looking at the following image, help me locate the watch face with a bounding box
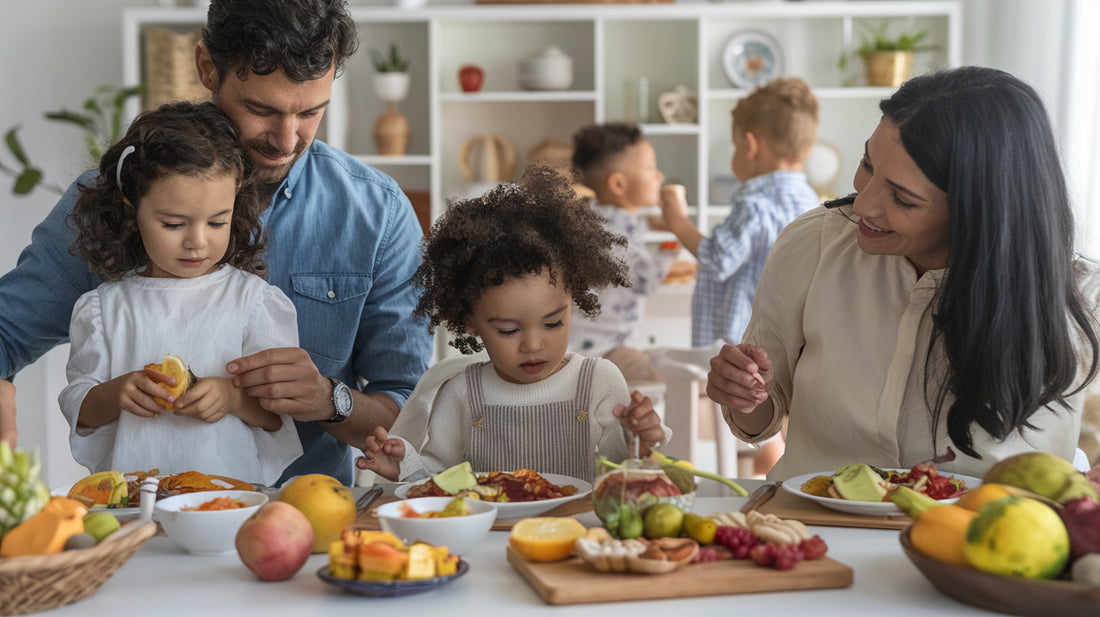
[334,384,353,415]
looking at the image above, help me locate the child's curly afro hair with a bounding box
[414,165,631,354]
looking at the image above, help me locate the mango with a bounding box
[892,486,974,567]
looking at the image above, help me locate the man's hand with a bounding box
[226,348,329,422]
[0,379,16,447]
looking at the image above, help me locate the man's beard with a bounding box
[245,137,306,189]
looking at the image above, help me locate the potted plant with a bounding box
[839,20,937,87]
[371,44,410,102]
[1,84,144,196]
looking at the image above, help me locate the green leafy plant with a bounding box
[370,44,409,73]
[838,20,936,72]
[1,84,144,196]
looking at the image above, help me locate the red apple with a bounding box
[235,501,314,582]
[459,64,483,92]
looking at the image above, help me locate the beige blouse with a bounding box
[724,207,1089,481]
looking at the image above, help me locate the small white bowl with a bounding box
[375,497,496,556]
[154,490,268,555]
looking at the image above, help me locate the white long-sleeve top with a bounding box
[725,207,1091,481]
[59,266,303,485]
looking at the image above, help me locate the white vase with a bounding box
[374,73,410,103]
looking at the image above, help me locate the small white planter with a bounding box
[374,72,410,103]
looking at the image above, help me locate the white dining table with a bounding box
[39,479,999,616]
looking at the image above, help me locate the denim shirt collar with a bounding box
[272,140,317,203]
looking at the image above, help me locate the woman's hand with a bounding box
[613,390,665,456]
[356,426,405,481]
[706,343,772,414]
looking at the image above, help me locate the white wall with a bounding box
[0,0,1084,487]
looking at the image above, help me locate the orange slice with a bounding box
[509,517,587,562]
[143,354,193,411]
[67,471,128,508]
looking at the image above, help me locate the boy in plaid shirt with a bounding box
[661,77,819,348]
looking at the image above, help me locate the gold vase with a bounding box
[373,101,410,156]
[862,51,914,87]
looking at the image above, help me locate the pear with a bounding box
[983,452,1098,503]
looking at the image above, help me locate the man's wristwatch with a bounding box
[324,377,353,424]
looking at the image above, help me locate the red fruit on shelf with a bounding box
[459,64,483,92]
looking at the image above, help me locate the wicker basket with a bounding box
[0,521,156,616]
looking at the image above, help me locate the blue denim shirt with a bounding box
[0,140,433,485]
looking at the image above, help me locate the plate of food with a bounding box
[53,470,258,520]
[317,560,470,598]
[722,29,784,88]
[394,467,592,520]
[781,464,979,516]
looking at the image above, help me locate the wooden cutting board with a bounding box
[755,489,911,530]
[508,547,852,604]
[354,496,594,531]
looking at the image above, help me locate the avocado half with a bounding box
[832,463,888,502]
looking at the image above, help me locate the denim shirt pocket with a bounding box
[290,273,372,369]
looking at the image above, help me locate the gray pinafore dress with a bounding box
[464,358,597,482]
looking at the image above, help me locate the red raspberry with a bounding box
[750,543,804,570]
[692,546,719,563]
[798,535,828,560]
[714,526,760,559]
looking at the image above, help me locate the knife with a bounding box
[354,484,384,515]
[740,482,778,514]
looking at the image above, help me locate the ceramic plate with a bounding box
[394,472,592,519]
[899,528,1100,616]
[722,29,784,88]
[51,483,142,521]
[780,469,981,516]
[317,560,469,598]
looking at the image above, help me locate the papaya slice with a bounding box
[143,354,194,411]
[0,497,88,557]
[67,470,128,508]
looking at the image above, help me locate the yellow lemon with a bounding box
[509,517,587,562]
[279,474,357,553]
[964,496,1069,579]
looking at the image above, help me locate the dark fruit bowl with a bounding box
[899,527,1100,617]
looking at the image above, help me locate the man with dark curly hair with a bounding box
[356,168,671,483]
[0,0,431,486]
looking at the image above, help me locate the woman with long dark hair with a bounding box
[706,66,1100,479]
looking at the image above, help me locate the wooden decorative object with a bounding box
[373,102,410,156]
[142,28,210,111]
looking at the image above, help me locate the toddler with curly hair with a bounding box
[356,167,672,482]
[59,101,302,484]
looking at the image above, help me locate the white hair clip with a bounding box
[116,145,136,192]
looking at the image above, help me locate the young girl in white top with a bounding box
[59,101,302,485]
[356,167,672,483]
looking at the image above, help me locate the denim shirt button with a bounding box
[327,290,336,299]
[283,188,292,199]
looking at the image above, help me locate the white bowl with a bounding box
[154,490,268,555]
[375,497,496,556]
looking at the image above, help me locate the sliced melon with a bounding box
[67,471,128,508]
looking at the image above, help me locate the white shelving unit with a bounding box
[122,1,961,237]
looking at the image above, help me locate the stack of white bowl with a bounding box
[518,46,574,91]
